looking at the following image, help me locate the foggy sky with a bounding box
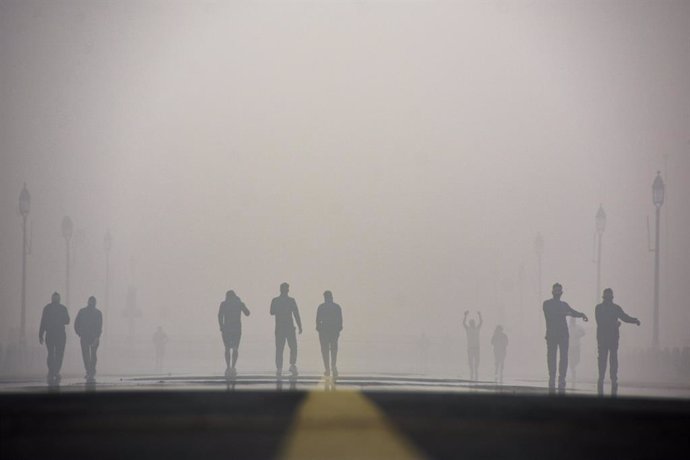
[1,0,689,375]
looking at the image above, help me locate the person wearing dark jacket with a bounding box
[316,291,343,378]
[39,292,70,385]
[74,296,103,383]
[218,290,250,378]
[491,325,508,383]
[271,282,302,377]
[595,288,640,396]
[543,283,588,393]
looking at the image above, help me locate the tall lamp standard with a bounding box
[61,216,73,307]
[595,205,607,302]
[652,171,665,348]
[535,233,544,301]
[103,231,112,341]
[18,184,31,345]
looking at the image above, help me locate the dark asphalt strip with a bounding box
[0,391,307,460]
[367,392,690,460]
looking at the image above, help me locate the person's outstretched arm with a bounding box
[96,310,103,338]
[617,306,641,326]
[39,307,47,344]
[218,304,224,331]
[63,306,70,325]
[74,310,82,337]
[595,304,603,326]
[293,299,303,334]
[463,311,469,329]
[337,306,343,332]
[477,311,483,328]
[565,303,588,322]
[242,302,250,317]
[315,305,322,331]
[270,298,276,316]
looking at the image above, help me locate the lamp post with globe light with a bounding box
[62,216,73,307]
[595,205,607,302]
[18,184,30,345]
[104,231,112,341]
[651,172,665,348]
[535,233,544,301]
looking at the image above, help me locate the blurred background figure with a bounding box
[153,326,168,372]
[568,317,586,389]
[491,325,508,383]
[123,286,142,339]
[463,311,482,381]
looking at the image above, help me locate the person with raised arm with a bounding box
[595,288,640,396]
[543,283,588,394]
[463,311,483,381]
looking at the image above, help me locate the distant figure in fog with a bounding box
[595,288,640,396]
[153,326,168,370]
[74,296,102,383]
[543,283,588,394]
[463,311,482,381]
[491,325,508,383]
[218,290,250,378]
[316,290,343,378]
[271,282,302,377]
[568,317,586,388]
[39,292,70,385]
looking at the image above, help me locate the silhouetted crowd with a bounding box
[2,280,688,396]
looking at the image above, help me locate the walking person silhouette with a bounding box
[595,288,640,396]
[491,325,508,383]
[463,311,482,381]
[270,282,302,377]
[316,290,343,379]
[74,296,102,383]
[39,292,70,385]
[543,283,588,394]
[153,326,168,371]
[568,317,586,388]
[218,290,250,378]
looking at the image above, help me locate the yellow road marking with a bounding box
[280,388,426,460]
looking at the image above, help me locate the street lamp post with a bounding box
[652,172,665,348]
[103,231,112,341]
[61,216,73,307]
[18,184,30,345]
[535,233,544,301]
[595,205,607,302]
